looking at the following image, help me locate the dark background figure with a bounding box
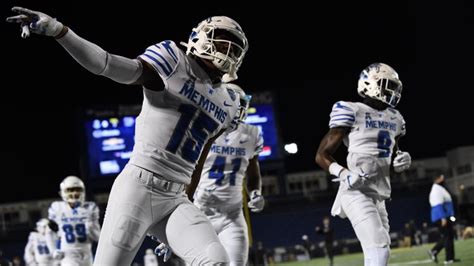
[401,221,416,247]
[249,241,267,266]
[11,256,21,266]
[0,250,11,266]
[402,222,413,247]
[315,216,334,266]
[301,234,313,259]
[408,220,417,246]
[420,222,430,244]
[428,175,459,264]
[457,184,472,224]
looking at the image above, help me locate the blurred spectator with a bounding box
[250,241,268,266]
[315,216,334,266]
[458,184,470,223]
[143,248,158,266]
[0,250,11,266]
[402,223,413,247]
[409,220,417,246]
[420,222,430,244]
[12,256,21,266]
[301,235,313,259]
[462,226,473,239]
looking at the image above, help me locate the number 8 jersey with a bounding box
[131,40,241,184]
[329,101,406,199]
[48,201,100,252]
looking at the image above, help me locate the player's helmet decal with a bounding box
[357,63,402,107]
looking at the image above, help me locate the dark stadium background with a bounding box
[1,0,472,204]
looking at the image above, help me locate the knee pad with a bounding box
[364,246,390,266]
[194,241,229,265]
[111,215,146,251]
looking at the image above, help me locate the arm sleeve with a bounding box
[443,201,454,217]
[57,29,142,84]
[253,127,264,157]
[398,112,406,137]
[47,203,57,222]
[329,101,356,128]
[431,204,448,222]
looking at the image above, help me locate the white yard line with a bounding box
[389,259,433,265]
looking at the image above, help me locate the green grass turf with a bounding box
[277,238,474,266]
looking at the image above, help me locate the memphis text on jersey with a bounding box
[179,78,228,123]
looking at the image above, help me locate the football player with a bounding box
[153,85,264,266]
[47,176,101,266]
[7,7,248,265]
[24,218,57,266]
[315,63,412,266]
[192,84,264,266]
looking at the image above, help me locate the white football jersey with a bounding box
[24,231,54,265]
[329,101,406,199]
[195,123,263,211]
[48,201,99,253]
[131,40,241,184]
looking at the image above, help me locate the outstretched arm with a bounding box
[56,29,144,84]
[6,6,160,87]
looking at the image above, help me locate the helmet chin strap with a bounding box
[219,63,237,82]
[222,72,237,83]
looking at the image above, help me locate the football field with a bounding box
[277,238,474,266]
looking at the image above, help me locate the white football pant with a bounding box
[340,189,390,266]
[94,164,229,266]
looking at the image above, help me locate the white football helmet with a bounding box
[59,175,85,206]
[184,16,248,82]
[227,83,251,122]
[36,218,49,235]
[357,63,403,107]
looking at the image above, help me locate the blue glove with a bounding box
[154,243,172,262]
[148,234,172,262]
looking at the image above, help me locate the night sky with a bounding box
[1,1,473,202]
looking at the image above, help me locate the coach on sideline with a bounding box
[427,174,459,264]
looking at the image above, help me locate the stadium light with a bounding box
[284,143,298,154]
